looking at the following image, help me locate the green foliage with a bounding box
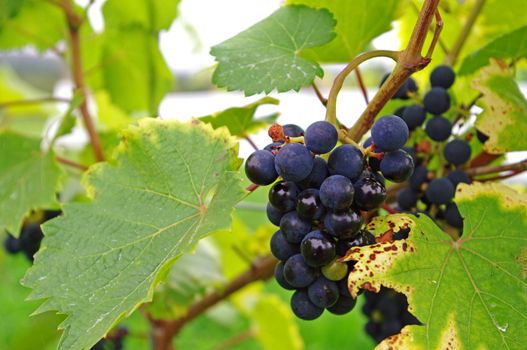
[286,0,401,62]
[344,183,527,350]
[199,97,279,137]
[211,5,336,96]
[22,120,246,350]
[0,132,63,237]
[472,60,527,154]
[460,25,527,75]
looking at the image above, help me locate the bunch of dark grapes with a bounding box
[380,65,479,232]
[245,118,414,320]
[90,327,128,350]
[362,287,420,343]
[3,210,61,261]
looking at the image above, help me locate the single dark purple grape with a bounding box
[296,189,325,221]
[430,65,456,89]
[324,209,363,239]
[283,254,318,288]
[274,143,314,182]
[423,87,451,115]
[19,223,43,260]
[263,141,284,154]
[380,150,414,183]
[245,150,278,185]
[409,166,429,191]
[327,295,356,315]
[300,231,336,267]
[337,278,352,298]
[283,124,304,137]
[291,289,324,320]
[447,170,471,189]
[296,156,329,189]
[275,261,295,290]
[425,178,455,205]
[401,105,426,130]
[335,230,376,256]
[304,121,338,154]
[425,115,452,142]
[445,202,463,228]
[308,276,340,308]
[270,230,300,261]
[280,211,311,244]
[268,181,299,212]
[319,175,354,210]
[266,203,285,226]
[396,188,419,211]
[371,115,409,152]
[393,106,406,117]
[328,145,364,181]
[443,139,471,165]
[4,234,21,254]
[353,174,386,211]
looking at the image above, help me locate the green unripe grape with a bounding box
[321,258,348,281]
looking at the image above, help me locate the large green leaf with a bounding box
[286,0,401,62]
[103,0,180,31]
[22,120,246,350]
[0,0,64,51]
[459,25,527,75]
[199,97,279,138]
[211,5,336,96]
[343,183,527,350]
[471,60,527,154]
[0,132,63,237]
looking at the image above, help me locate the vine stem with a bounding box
[446,0,486,66]
[311,82,327,106]
[56,0,105,162]
[354,67,369,104]
[55,156,88,171]
[467,158,527,177]
[149,255,277,350]
[325,50,400,127]
[347,0,441,142]
[0,97,71,108]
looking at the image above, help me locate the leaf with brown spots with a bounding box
[344,183,527,350]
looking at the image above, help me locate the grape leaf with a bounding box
[102,0,180,31]
[342,183,527,350]
[199,97,279,137]
[22,120,246,350]
[0,132,63,237]
[251,295,303,350]
[211,5,336,96]
[471,60,527,154]
[459,25,527,75]
[286,0,401,62]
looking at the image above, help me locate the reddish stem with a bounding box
[354,67,369,104]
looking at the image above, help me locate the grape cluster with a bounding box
[382,65,476,232]
[362,287,420,343]
[245,119,415,320]
[3,210,61,261]
[90,327,128,350]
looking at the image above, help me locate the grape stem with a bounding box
[467,158,527,177]
[354,67,369,104]
[148,255,277,350]
[311,82,328,106]
[55,156,89,171]
[346,0,442,142]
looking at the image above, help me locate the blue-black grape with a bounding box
[291,289,324,320]
[353,174,386,211]
[396,188,419,211]
[4,234,21,254]
[447,170,471,189]
[394,106,406,117]
[445,202,463,228]
[275,261,295,290]
[283,124,304,137]
[245,150,278,185]
[283,254,319,288]
[364,137,381,171]
[296,156,329,190]
[371,115,409,152]
[401,105,426,130]
[319,175,354,210]
[19,223,43,260]
[280,211,312,244]
[425,178,455,205]
[266,203,285,226]
[327,295,357,315]
[335,229,376,256]
[380,150,414,183]
[263,141,283,154]
[423,87,451,115]
[301,231,336,267]
[324,209,363,240]
[304,121,338,154]
[443,139,471,165]
[308,276,340,308]
[268,181,299,212]
[409,166,429,191]
[424,115,452,142]
[380,74,418,100]
[274,143,314,182]
[430,65,455,89]
[270,230,300,261]
[328,145,364,181]
[337,278,352,298]
[296,189,325,221]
